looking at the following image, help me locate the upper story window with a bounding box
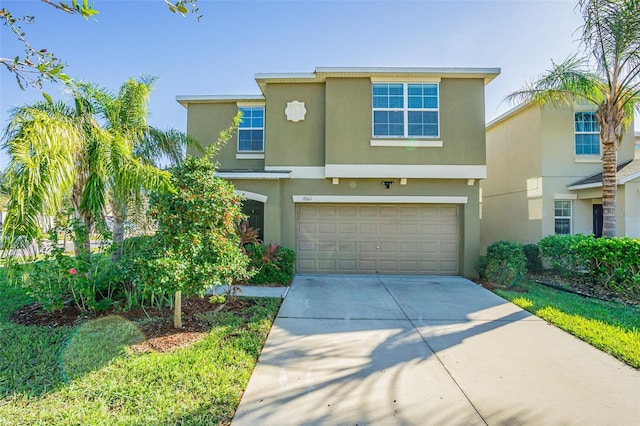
[372,83,439,138]
[575,111,600,155]
[238,107,264,152]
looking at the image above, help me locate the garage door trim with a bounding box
[292,195,468,204]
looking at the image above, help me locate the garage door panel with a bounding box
[359,241,378,253]
[296,204,459,275]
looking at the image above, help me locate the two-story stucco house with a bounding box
[177,67,500,277]
[480,101,639,251]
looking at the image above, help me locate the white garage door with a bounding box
[295,204,459,275]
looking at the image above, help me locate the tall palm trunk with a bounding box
[599,105,622,238]
[70,180,92,258]
[110,197,126,263]
[601,139,617,238]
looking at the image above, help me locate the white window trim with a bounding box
[554,200,573,235]
[238,106,265,153]
[574,111,600,156]
[370,139,443,148]
[372,82,440,139]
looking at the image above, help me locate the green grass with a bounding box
[495,280,640,369]
[0,267,281,425]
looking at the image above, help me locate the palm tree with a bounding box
[1,77,197,260]
[81,77,201,261]
[2,98,107,256]
[508,0,640,238]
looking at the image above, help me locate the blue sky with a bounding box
[1,0,636,169]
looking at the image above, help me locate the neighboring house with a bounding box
[177,67,500,277]
[480,102,639,252]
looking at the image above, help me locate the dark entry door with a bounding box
[593,204,603,237]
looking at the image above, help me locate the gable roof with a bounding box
[568,159,640,190]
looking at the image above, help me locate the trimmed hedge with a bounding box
[538,235,640,301]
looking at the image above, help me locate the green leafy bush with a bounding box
[124,156,255,304]
[245,244,296,285]
[571,236,640,300]
[6,236,116,312]
[523,243,543,273]
[538,234,590,274]
[485,240,527,287]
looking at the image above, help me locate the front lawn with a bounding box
[494,280,640,369]
[0,267,281,425]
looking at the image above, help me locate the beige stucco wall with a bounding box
[481,104,543,251]
[482,102,637,251]
[263,83,326,167]
[624,180,640,237]
[228,177,480,277]
[324,78,487,166]
[185,102,264,170]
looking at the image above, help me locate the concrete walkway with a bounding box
[232,275,640,425]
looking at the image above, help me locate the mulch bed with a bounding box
[9,295,255,353]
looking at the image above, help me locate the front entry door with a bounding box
[593,204,603,237]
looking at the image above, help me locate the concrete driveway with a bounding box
[233,275,640,425]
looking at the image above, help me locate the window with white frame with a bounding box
[238,107,264,152]
[372,83,439,138]
[575,111,600,155]
[554,200,572,235]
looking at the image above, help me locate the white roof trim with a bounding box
[217,171,290,179]
[176,95,264,107]
[567,182,602,191]
[264,166,325,179]
[235,190,268,203]
[620,171,640,184]
[486,100,535,130]
[292,195,468,204]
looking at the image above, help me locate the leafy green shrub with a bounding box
[523,243,543,273]
[485,241,527,287]
[6,236,116,312]
[538,234,590,274]
[140,156,254,301]
[245,244,296,285]
[571,236,640,300]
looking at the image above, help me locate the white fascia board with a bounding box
[292,195,468,204]
[316,67,501,84]
[567,182,602,191]
[176,95,264,107]
[265,166,325,179]
[217,171,290,179]
[620,171,640,184]
[486,100,535,130]
[234,190,268,203]
[324,164,486,179]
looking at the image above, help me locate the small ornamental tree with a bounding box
[147,153,253,328]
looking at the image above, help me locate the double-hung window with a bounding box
[554,200,572,235]
[575,111,600,155]
[238,107,264,152]
[372,83,439,138]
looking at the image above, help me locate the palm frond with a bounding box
[506,55,604,107]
